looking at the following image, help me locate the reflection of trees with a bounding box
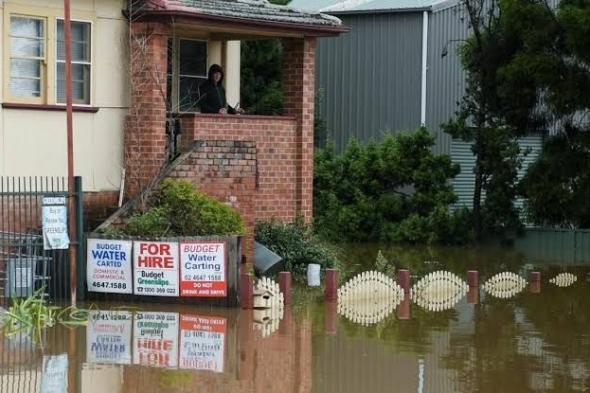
[440,280,590,392]
[337,243,528,280]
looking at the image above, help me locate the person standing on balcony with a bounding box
[199,64,243,115]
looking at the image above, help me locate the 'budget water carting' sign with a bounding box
[134,241,179,296]
[87,239,133,294]
[134,312,179,368]
[86,310,132,364]
[179,314,226,372]
[180,242,226,297]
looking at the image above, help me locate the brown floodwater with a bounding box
[1,244,589,392]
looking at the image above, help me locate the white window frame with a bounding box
[169,37,208,113]
[55,17,93,107]
[7,14,47,104]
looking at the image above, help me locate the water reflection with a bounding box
[0,306,311,393]
[337,271,404,325]
[0,267,589,392]
[411,271,468,312]
[549,272,578,287]
[482,272,527,299]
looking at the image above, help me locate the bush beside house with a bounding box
[104,179,245,237]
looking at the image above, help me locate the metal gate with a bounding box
[0,176,84,307]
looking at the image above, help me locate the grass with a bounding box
[2,287,93,345]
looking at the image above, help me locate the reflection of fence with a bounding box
[0,176,84,306]
[514,228,590,265]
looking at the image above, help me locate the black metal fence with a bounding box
[0,176,84,307]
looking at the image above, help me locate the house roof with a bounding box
[289,0,457,13]
[135,0,346,35]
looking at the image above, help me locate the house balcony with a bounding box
[123,0,345,234]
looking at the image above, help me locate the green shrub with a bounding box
[116,179,245,237]
[314,128,472,244]
[255,219,339,278]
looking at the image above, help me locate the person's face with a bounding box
[212,71,222,84]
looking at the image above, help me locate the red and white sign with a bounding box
[179,314,226,372]
[133,312,179,368]
[180,242,226,297]
[133,241,179,297]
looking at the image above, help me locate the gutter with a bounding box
[136,10,349,36]
[420,10,429,126]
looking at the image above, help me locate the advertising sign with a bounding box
[41,354,68,393]
[133,312,179,368]
[42,196,69,250]
[134,241,179,296]
[86,310,133,365]
[179,314,226,372]
[87,239,133,294]
[180,242,226,297]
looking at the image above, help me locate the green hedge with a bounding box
[314,128,473,244]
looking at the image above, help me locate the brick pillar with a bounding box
[282,37,316,222]
[124,21,170,198]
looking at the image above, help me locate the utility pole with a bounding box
[64,0,77,306]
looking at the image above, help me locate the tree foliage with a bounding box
[461,0,590,228]
[443,0,527,240]
[314,128,472,244]
[240,0,289,115]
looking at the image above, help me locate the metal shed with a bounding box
[290,0,544,209]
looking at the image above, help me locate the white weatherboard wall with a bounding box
[0,0,129,192]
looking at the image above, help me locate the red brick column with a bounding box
[282,37,316,223]
[124,21,170,198]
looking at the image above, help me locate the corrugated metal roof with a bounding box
[140,0,343,28]
[290,0,455,13]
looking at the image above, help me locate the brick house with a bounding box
[0,1,345,240]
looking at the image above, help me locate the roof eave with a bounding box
[137,10,349,37]
[325,6,431,15]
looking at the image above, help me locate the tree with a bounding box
[476,0,590,228]
[240,0,290,115]
[443,0,525,240]
[501,0,590,227]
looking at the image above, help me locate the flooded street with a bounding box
[1,244,589,392]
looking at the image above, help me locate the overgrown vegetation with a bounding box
[255,219,339,278]
[107,179,245,236]
[2,288,91,344]
[314,128,473,244]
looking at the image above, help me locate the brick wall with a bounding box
[179,115,301,224]
[124,21,170,198]
[168,140,257,256]
[282,37,316,223]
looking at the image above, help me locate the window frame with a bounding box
[55,17,93,107]
[6,14,47,105]
[168,37,209,113]
[3,4,95,107]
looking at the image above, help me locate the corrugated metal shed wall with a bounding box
[425,4,470,154]
[450,134,544,211]
[315,13,423,152]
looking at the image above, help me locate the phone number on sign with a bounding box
[92,282,127,290]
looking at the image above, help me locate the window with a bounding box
[57,19,91,105]
[167,38,208,112]
[9,16,45,100]
[4,7,93,106]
